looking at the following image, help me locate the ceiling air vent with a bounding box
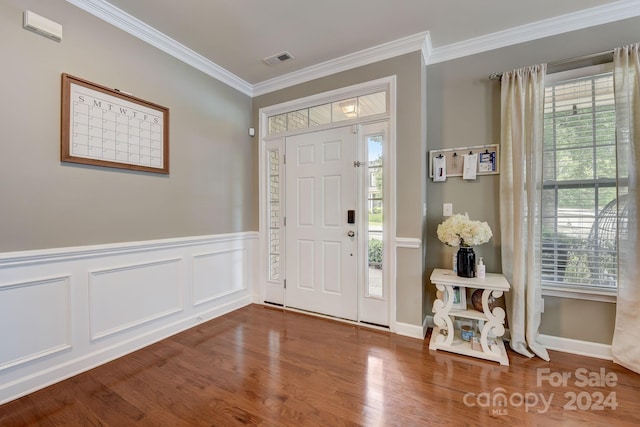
[263,51,295,65]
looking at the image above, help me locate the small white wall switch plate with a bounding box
[443,203,453,217]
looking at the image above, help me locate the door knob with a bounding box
[347,230,355,237]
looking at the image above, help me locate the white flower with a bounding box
[437,213,492,247]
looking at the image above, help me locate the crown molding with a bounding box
[428,0,640,64]
[67,0,640,97]
[421,32,433,65]
[65,0,253,96]
[252,32,430,97]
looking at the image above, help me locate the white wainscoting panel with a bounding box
[0,232,257,405]
[89,258,183,340]
[193,248,247,306]
[0,276,71,371]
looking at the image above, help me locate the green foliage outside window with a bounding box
[368,239,383,268]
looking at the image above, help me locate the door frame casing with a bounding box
[257,76,397,332]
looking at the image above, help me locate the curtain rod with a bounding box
[488,49,614,80]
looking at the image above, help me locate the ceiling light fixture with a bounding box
[339,100,358,118]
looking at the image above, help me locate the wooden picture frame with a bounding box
[61,73,169,174]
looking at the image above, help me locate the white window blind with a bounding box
[542,64,620,291]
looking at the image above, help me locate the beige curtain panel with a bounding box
[611,43,640,374]
[500,64,549,361]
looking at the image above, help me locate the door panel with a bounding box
[285,126,357,320]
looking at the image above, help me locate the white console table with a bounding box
[429,268,510,366]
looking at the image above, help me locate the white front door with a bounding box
[285,126,358,320]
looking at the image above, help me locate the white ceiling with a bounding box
[73,0,639,94]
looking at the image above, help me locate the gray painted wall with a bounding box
[253,52,427,326]
[0,0,254,252]
[426,17,640,344]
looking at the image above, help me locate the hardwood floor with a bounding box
[1,304,639,426]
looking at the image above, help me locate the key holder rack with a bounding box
[429,144,499,179]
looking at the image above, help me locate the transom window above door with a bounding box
[267,91,387,135]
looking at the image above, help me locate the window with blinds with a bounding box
[542,63,619,292]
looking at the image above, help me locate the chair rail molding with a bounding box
[396,237,421,249]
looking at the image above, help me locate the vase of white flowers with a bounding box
[437,213,493,278]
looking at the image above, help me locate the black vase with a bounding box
[457,246,475,278]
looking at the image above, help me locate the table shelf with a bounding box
[429,268,510,366]
[431,327,507,364]
[449,308,488,321]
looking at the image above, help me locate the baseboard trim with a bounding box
[539,334,612,360]
[396,318,427,340]
[423,315,430,338]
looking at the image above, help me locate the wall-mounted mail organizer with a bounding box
[429,144,499,180]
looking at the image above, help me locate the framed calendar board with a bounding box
[61,73,169,174]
